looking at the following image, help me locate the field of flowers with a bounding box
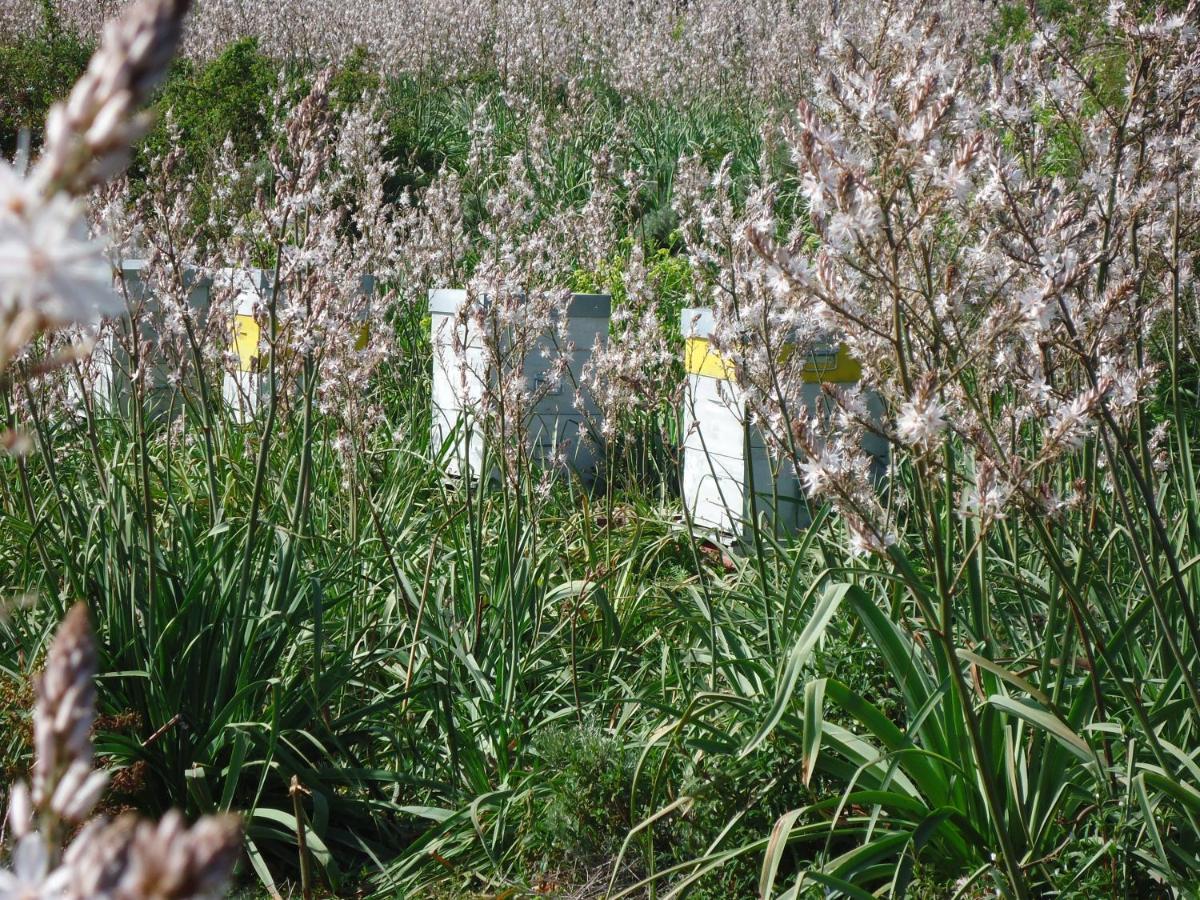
[1,0,1199,896]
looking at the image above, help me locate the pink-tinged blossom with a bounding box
[896,393,948,448]
[2,605,242,899]
[799,447,841,499]
[673,0,1200,569]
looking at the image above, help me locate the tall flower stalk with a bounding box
[675,1,1200,893]
[2,1,243,896]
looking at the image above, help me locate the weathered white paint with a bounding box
[429,289,609,481]
[75,259,212,417]
[680,307,886,540]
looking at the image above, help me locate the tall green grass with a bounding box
[2,210,1200,900]
[5,282,1200,897]
[2,12,1200,898]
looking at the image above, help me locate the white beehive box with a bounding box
[680,308,886,540]
[218,267,273,424]
[429,289,610,482]
[219,269,377,423]
[78,259,212,417]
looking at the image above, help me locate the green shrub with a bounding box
[330,45,383,110]
[0,0,91,157]
[521,725,635,877]
[150,37,277,160]
[134,37,279,226]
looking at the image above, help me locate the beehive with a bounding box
[680,308,885,540]
[429,289,610,481]
[219,267,273,423]
[78,259,212,417]
[219,269,377,423]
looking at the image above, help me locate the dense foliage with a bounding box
[1,1,1199,898]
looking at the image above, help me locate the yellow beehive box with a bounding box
[218,268,272,423]
[220,271,375,423]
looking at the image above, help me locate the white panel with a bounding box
[430,404,487,478]
[684,445,742,482]
[681,375,768,454]
[681,370,818,538]
[526,351,598,421]
[85,262,214,418]
[223,370,262,423]
[431,312,487,351]
[861,391,889,465]
[683,464,745,535]
[530,318,609,353]
[678,323,889,539]
[524,350,593,383]
[432,358,489,410]
[428,291,611,482]
[528,419,599,472]
[430,309,490,471]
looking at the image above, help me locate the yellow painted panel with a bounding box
[233,314,260,373]
[684,337,862,383]
[685,338,736,379]
[796,344,862,383]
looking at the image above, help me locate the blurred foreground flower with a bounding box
[0,0,240,895]
[0,0,191,422]
[1,605,242,898]
[0,190,115,330]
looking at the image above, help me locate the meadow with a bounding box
[0,0,1199,897]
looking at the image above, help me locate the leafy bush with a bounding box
[133,37,279,226]
[146,37,277,162]
[521,725,634,877]
[0,0,90,157]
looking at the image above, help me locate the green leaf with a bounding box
[987,695,1091,762]
[785,871,877,900]
[824,680,949,804]
[1139,766,1200,816]
[739,582,847,758]
[218,731,249,812]
[957,649,1052,708]
[1134,775,1170,876]
[841,584,948,757]
[244,836,280,897]
[760,808,805,898]
[802,677,826,787]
